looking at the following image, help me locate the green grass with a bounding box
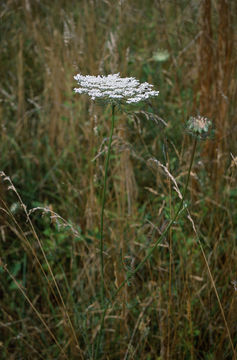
[0,0,237,359]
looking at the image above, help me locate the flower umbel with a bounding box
[186,115,212,139]
[74,73,159,104]
[152,48,170,62]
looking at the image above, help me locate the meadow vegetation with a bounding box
[0,0,237,359]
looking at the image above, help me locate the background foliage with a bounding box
[0,0,237,359]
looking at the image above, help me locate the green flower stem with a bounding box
[95,138,197,359]
[95,104,115,359]
[99,104,115,308]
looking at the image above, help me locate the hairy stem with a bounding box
[96,104,115,357]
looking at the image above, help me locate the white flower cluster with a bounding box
[74,73,159,104]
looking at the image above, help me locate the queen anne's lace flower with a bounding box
[74,73,159,104]
[186,115,212,139]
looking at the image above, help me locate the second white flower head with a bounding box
[74,73,159,104]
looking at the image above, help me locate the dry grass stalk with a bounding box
[198,0,235,194]
[1,1,237,358]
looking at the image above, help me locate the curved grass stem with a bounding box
[95,138,197,359]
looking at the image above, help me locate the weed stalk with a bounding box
[96,104,115,357]
[95,138,197,358]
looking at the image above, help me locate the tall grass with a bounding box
[0,0,237,359]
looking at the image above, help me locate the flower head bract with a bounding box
[74,73,159,104]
